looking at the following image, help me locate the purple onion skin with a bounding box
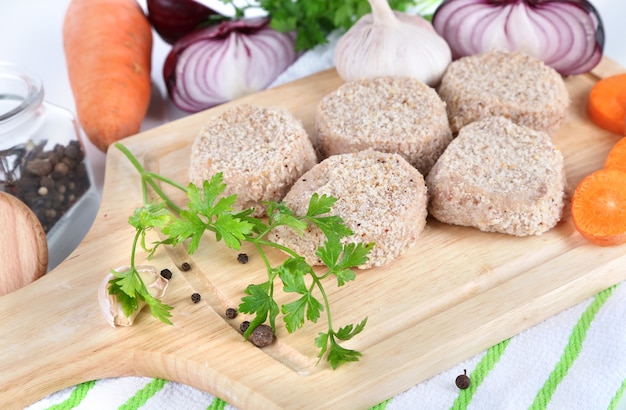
[147,0,220,45]
[163,17,298,112]
[432,0,605,75]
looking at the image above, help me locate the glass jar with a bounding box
[0,62,100,271]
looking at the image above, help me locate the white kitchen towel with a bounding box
[25,22,626,410]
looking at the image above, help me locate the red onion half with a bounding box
[432,0,605,75]
[163,18,298,113]
[146,0,220,45]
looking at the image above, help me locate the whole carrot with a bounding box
[63,0,153,152]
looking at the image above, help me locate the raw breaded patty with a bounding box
[189,104,317,217]
[438,50,570,135]
[315,76,453,176]
[268,149,428,269]
[426,116,567,236]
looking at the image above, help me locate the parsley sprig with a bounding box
[112,143,374,369]
[107,201,174,325]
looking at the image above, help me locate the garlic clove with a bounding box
[334,0,452,86]
[98,265,169,328]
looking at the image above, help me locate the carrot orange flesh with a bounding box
[587,73,626,135]
[571,168,626,246]
[605,136,626,173]
[63,0,153,152]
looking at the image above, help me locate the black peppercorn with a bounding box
[191,293,201,303]
[240,321,250,333]
[225,308,238,319]
[181,262,191,271]
[455,369,470,390]
[237,253,249,264]
[160,268,172,280]
[250,324,274,347]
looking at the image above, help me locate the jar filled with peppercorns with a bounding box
[0,62,99,270]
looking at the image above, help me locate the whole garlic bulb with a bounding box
[334,0,452,86]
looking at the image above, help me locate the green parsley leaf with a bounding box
[239,282,272,316]
[279,260,324,332]
[337,242,375,270]
[282,294,324,333]
[315,331,330,358]
[128,201,172,231]
[144,296,173,325]
[316,239,374,285]
[188,174,225,208]
[213,213,254,250]
[239,282,280,334]
[315,318,368,368]
[161,178,255,252]
[110,267,144,299]
[325,339,363,370]
[163,210,207,254]
[108,277,140,317]
[278,259,310,294]
[305,194,353,241]
[306,193,336,217]
[335,318,368,341]
[267,201,308,234]
[128,202,173,256]
[332,268,356,287]
[316,238,342,269]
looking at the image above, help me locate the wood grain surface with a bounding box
[0,191,48,296]
[1,58,626,409]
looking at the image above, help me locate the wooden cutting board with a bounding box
[2,57,626,410]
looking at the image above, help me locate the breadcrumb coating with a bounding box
[316,76,453,176]
[189,104,317,217]
[269,149,428,269]
[426,116,567,236]
[438,50,570,135]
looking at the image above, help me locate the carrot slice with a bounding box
[571,168,626,246]
[587,73,626,135]
[605,136,626,173]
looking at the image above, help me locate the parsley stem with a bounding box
[310,271,334,332]
[130,228,141,269]
[252,241,273,273]
[146,171,188,193]
[254,238,300,259]
[145,179,181,214]
[114,143,184,213]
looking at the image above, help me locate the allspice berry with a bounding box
[250,324,274,348]
[455,369,471,390]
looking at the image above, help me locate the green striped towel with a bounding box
[26,281,626,410]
